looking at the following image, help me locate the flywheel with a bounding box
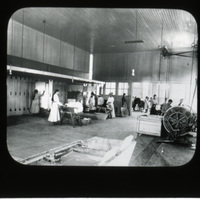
[163,106,193,138]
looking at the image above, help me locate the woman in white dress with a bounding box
[107,92,115,118]
[48,89,63,125]
[88,92,96,111]
[144,96,150,113]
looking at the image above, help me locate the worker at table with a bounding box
[65,99,83,113]
[59,99,83,126]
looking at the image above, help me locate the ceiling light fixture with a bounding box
[132,69,135,76]
[124,40,144,44]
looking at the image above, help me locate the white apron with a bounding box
[107,96,115,118]
[48,94,62,122]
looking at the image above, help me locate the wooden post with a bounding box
[48,79,53,110]
[129,81,133,116]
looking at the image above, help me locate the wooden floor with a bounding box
[6,112,196,166]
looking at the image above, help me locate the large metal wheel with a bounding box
[163,106,193,138]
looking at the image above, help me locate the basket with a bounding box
[81,118,91,125]
[95,113,108,120]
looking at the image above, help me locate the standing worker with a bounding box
[160,99,173,116]
[121,93,129,117]
[107,92,115,118]
[88,92,96,112]
[144,96,150,113]
[150,94,158,115]
[30,89,45,115]
[48,89,63,125]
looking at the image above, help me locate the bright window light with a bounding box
[89,54,93,80]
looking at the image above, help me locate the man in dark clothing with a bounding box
[121,93,129,117]
[160,99,173,116]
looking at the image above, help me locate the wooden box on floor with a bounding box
[136,115,163,137]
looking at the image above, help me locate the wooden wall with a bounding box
[7,19,91,116]
[7,73,70,116]
[7,74,35,116]
[93,51,197,115]
[93,51,197,83]
[53,81,68,104]
[7,19,90,75]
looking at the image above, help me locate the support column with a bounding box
[48,79,53,110]
[129,81,133,116]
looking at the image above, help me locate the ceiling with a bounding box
[10,8,198,54]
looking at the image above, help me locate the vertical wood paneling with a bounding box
[60,42,74,70]
[11,21,23,58]
[44,35,60,66]
[169,56,195,82]
[93,54,102,80]
[106,54,112,79]
[7,76,13,116]
[100,54,107,80]
[23,26,44,62]
[7,75,35,116]
[159,56,168,82]
[16,77,21,114]
[116,53,126,80]
[93,51,196,83]
[13,76,17,114]
[74,47,86,71]
[20,77,25,114]
[8,20,90,76]
[7,19,12,56]
[94,51,161,81]
[25,77,30,114]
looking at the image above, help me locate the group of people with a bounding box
[132,95,157,113]
[137,94,185,116]
[83,91,116,118]
[30,89,64,125]
[138,94,173,115]
[30,87,185,124]
[30,89,117,125]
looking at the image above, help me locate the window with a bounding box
[142,82,150,99]
[105,82,116,95]
[156,83,170,104]
[118,82,129,96]
[169,83,186,106]
[132,82,142,98]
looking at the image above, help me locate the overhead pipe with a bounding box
[7,65,105,85]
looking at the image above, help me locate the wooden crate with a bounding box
[137,115,163,137]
